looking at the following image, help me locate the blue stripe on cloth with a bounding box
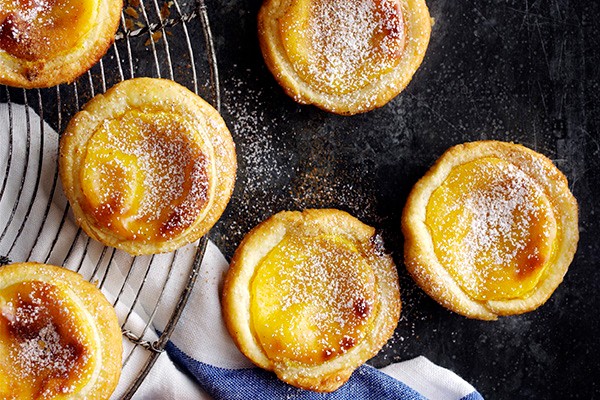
[165,341,480,400]
[459,392,484,400]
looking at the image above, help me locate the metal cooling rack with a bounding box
[0,0,220,397]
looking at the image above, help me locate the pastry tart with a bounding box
[258,0,431,115]
[402,141,579,320]
[60,78,237,256]
[222,209,401,392]
[0,263,122,399]
[0,0,122,88]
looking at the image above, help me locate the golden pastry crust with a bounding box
[59,78,237,255]
[0,0,122,88]
[223,209,401,392]
[0,262,122,399]
[402,141,579,320]
[258,0,431,115]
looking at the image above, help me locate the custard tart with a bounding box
[60,78,237,256]
[258,0,431,115]
[222,209,401,392]
[0,262,122,399]
[0,0,122,88]
[402,141,579,320]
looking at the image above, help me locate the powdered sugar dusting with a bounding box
[223,76,288,196]
[0,0,86,60]
[84,110,209,239]
[1,281,89,395]
[431,160,554,298]
[462,164,536,267]
[251,234,393,363]
[213,72,380,254]
[6,0,52,23]
[287,0,405,93]
[216,74,292,242]
[15,324,79,377]
[278,243,374,328]
[0,0,52,43]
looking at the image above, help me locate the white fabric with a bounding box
[381,357,476,400]
[0,104,478,399]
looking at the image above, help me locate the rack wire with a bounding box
[0,0,220,397]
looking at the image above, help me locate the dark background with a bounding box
[206,0,600,398]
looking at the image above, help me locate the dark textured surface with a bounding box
[206,0,600,398]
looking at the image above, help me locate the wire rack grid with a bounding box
[0,0,220,397]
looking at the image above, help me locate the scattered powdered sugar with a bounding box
[101,117,180,220]
[302,0,405,91]
[1,302,16,323]
[215,73,292,244]
[278,249,373,328]
[0,1,56,50]
[465,168,533,264]
[15,323,79,377]
[255,237,379,361]
[91,112,209,236]
[213,72,380,254]
[2,282,88,392]
[435,161,551,295]
[1,0,52,32]
[223,75,288,196]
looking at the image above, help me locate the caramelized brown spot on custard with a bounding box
[0,281,90,398]
[279,0,406,95]
[514,239,547,279]
[340,335,356,351]
[90,193,122,222]
[159,155,209,237]
[80,110,211,242]
[353,297,372,319]
[322,347,335,360]
[0,0,92,61]
[373,0,406,53]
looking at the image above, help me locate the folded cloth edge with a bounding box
[164,337,483,400]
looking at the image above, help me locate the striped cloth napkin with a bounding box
[140,240,484,400]
[0,103,483,399]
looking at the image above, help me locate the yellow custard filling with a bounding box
[0,0,95,61]
[0,281,96,399]
[426,157,558,301]
[80,109,210,242]
[279,0,406,96]
[250,234,376,365]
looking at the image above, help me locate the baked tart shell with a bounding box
[258,0,431,115]
[0,262,122,399]
[59,77,237,255]
[402,141,579,320]
[223,209,401,392]
[0,0,122,88]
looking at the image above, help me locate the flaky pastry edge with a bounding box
[258,0,431,115]
[59,77,237,255]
